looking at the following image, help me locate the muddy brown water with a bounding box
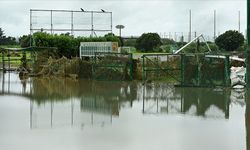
[0,72,249,150]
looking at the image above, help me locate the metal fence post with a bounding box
[129,53,133,80]
[2,50,5,72]
[224,55,230,87]
[142,55,145,81]
[93,53,97,80]
[180,54,185,86]
[197,54,202,87]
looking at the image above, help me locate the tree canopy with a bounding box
[215,30,244,51]
[136,33,162,52]
[0,28,17,45]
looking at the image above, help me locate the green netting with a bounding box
[93,52,133,81]
[141,52,248,87]
[142,54,181,83]
[182,54,230,87]
[200,57,226,86]
[182,55,199,85]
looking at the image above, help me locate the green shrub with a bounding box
[30,32,121,58]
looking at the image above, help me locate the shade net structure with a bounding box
[141,54,182,83]
[93,52,133,81]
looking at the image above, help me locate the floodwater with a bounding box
[0,72,249,150]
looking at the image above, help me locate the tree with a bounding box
[19,35,31,47]
[104,33,122,46]
[215,30,244,51]
[136,33,162,52]
[0,28,3,38]
[0,27,17,45]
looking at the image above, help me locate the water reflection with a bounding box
[27,78,138,129]
[142,85,232,119]
[0,73,247,126]
[1,72,250,150]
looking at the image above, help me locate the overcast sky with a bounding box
[0,0,247,40]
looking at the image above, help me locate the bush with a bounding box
[215,30,244,51]
[136,33,162,52]
[30,32,121,58]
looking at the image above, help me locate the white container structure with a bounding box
[79,42,118,57]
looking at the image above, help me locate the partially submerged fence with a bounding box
[142,52,248,87]
[93,52,133,81]
[0,47,57,73]
[141,54,182,83]
[181,54,231,87]
[0,47,32,72]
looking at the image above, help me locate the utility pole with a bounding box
[91,11,94,37]
[238,11,241,33]
[189,9,192,42]
[214,10,216,41]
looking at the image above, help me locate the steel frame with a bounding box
[30,9,113,39]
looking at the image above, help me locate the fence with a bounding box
[141,54,182,83]
[141,52,248,87]
[93,52,133,81]
[181,54,231,87]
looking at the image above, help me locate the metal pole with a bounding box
[8,50,10,71]
[181,54,185,86]
[214,10,216,41]
[111,12,113,34]
[119,28,121,37]
[142,56,145,81]
[30,10,32,47]
[1,50,4,72]
[71,11,74,36]
[189,9,192,42]
[51,10,53,34]
[224,55,230,86]
[239,11,241,33]
[91,11,94,37]
[175,32,177,41]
